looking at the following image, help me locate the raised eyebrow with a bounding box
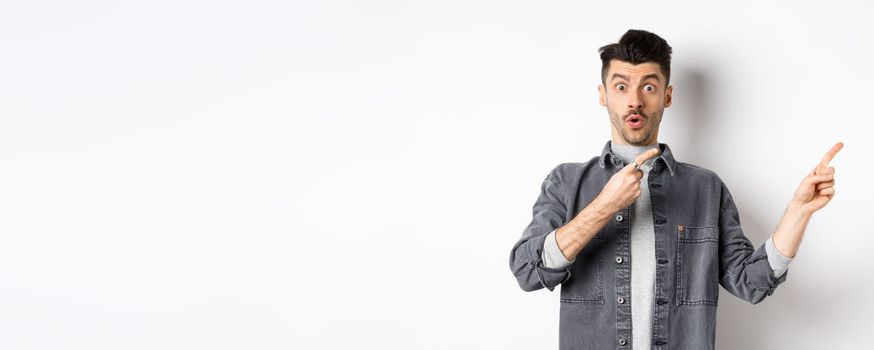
[641,74,662,84]
[609,73,628,83]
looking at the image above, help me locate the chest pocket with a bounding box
[560,235,605,304]
[676,225,719,306]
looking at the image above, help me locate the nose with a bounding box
[628,90,644,110]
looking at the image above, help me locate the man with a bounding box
[508,29,842,349]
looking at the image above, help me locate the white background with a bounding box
[1,1,872,349]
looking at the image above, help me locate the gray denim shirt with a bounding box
[509,140,788,349]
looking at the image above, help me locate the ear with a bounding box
[598,84,607,106]
[664,85,673,107]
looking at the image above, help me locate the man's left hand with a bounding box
[791,142,843,215]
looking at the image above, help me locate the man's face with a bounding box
[598,60,673,146]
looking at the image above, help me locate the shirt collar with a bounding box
[597,140,677,176]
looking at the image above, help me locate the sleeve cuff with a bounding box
[765,236,793,278]
[542,228,574,268]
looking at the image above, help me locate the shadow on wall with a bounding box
[673,67,839,350]
[670,67,712,165]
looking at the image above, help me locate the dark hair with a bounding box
[599,29,672,85]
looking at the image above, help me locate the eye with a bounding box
[616,84,626,91]
[643,84,656,92]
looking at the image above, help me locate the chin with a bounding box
[624,133,651,145]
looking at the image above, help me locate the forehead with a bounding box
[606,60,665,82]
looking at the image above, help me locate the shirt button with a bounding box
[618,338,627,346]
[615,256,623,264]
[615,214,623,222]
[617,297,625,304]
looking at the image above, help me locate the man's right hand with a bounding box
[554,147,662,261]
[593,147,661,213]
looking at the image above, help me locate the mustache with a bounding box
[625,109,648,119]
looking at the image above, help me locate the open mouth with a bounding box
[626,114,644,129]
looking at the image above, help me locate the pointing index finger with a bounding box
[815,142,844,174]
[633,147,661,168]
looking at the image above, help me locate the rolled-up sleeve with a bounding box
[765,236,793,278]
[543,228,575,268]
[717,183,789,304]
[509,169,572,292]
